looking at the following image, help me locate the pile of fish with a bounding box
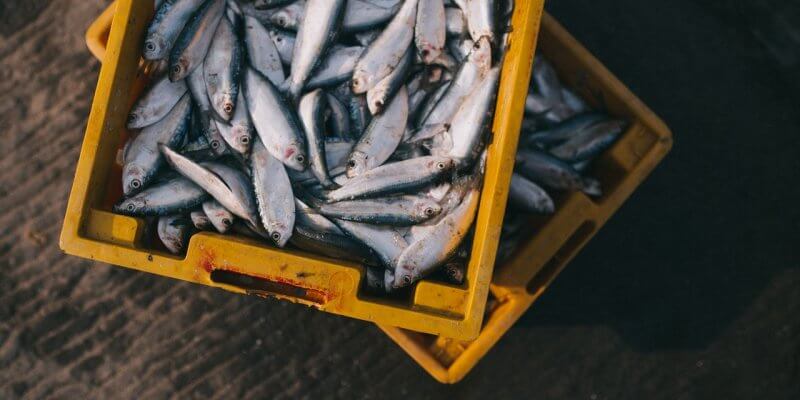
[114,0,514,292]
[494,56,628,264]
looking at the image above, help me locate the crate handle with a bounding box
[526,220,596,295]
[209,269,329,304]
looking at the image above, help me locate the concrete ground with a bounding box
[0,0,798,398]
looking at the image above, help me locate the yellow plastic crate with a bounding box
[65,0,545,340]
[379,13,673,383]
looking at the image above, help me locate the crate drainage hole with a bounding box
[210,270,328,304]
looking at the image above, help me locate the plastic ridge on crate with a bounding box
[66,0,546,341]
[378,13,673,383]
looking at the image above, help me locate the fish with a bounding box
[123,94,192,196]
[144,0,206,61]
[127,75,188,129]
[114,176,208,216]
[251,137,295,247]
[393,187,480,288]
[306,46,364,89]
[190,209,213,230]
[243,16,285,85]
[160,144,260,224]
[508,172,554,214]
[417,37,491,127]
[169,0,226,81]
[242,67,308,171]
[325,93,351,139]
[445,6,466,37]
[343,0,399,32]
[268,0,306,30]
[268,28,296,66]
[313,195,442,226]
[204,16,242,121]
[347,86,409,177]
[294,198,342,234]
[288,139,354,184]
[515,149,602,196]
[290,223,380,266]
[202,199,235,233]
[298,90,338,188]
[327,156,454,202]
[351,0,418,94]
[531,57,562,102]
[415,0,446,64]
[333,219,408,269]
[157,215,194,254]
[253,0,295,10]
[523,112,607,148]
[285,0,347,102]
[366,47,412,114]
[548,119,627,162]
[216,90,253,156]
[463,0,495,42]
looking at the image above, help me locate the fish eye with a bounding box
[351,78,361,90]
[347,160,356,168]
[275,37,282,43]
[211,140,221,149]
[130,179,141,189]
[126,203,135,212]
[239,136,250,145]
[271,232,281,242]
[127,114,137,123]
[436,162,446,170]
[171,64,181,75]
[424,207,435,216]
[145,42,156,52]
[223,103,233,114]
[295,154,305,164]
[277,17,286,26]
[402,275,412,285]
[222,218,232,226]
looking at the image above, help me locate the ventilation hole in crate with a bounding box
[210,270,330,304]
[526,221,596,295]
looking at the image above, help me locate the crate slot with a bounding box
[210,269,328,305]
[527,220,596,295]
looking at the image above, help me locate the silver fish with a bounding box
[123,94,192,196]
[393,187,479,288]
[169,0,226,81]
[114,176,208,216]
[523,112,607,148]
[524,92,555,115]
[290,222,380,266]
[187,61,212,112]
[464,0,494,42]
[288,140,354,184]
[202,199,234,233]
[144,0,206,61]
[160,144,260,224]
[343,0,399,32]
[298,90,337,188]
[268,0,306,30]
[157,215,194,254]
[532,57,563,102]
[415,0,446,64]
[242,68,308,171]
[508,172,554,214]
[251,138,295,247]
[268,28,296,66]
[244,16,285,85]
[127,75,188,129]
[417,37,491,127]
[325,93,351,138]
[204,16,242,121]
[448,36,473,63]
[515,149,602,196]
[549,119,627,162]
[333,219,408,269]
[440,66,500,165]
[294,198,342,234]
[366,47,412,114]
[254,0,295,9]
[190,209,213,230]
[354,29,381,46]
[347,86,408,177]
[216,90,253,156]
[328,156,454,202]
[445,6,466,36]
[315,195,442,226]
[306,46,364,89]
[351,0,418,94]
[414,80,451,127]
[561,87,590,114]
[286,0,347,102]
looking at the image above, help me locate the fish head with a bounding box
[351,69,371,94]
[425,157,455,174]
[230,124,253,155]
[169,57,190,82]
[208,212,233,233]
[392,264,418,289]
[282,143,308,171]
[413,197,443,221]
[213,93,236,122]
[269,10,293,29]
[267,222,292,248]
[345,151,368,178]
[143,34,166,60]
[122,164,147,196]
[469,37,493,70]
[126,111,142,129]
[113,196,146,216]
[366,87,388,115]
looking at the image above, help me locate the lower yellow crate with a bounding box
[379,13,673,383]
